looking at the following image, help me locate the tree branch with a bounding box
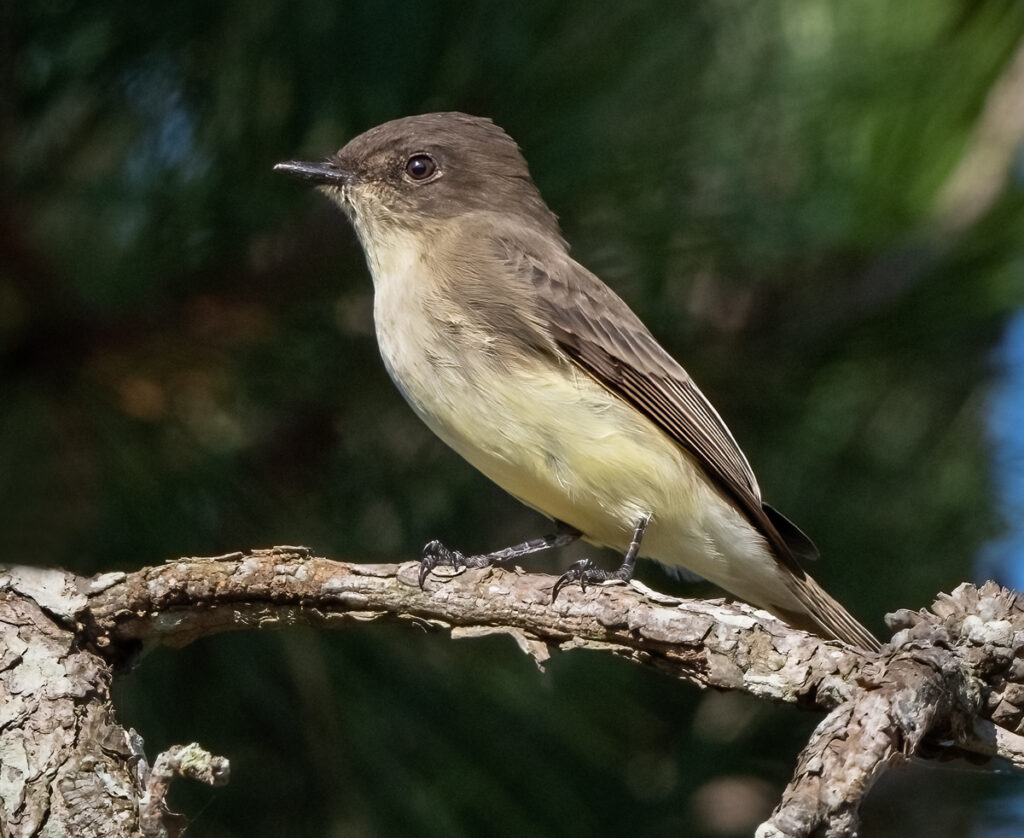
[2,549,1021,836]
[83,547,866,708]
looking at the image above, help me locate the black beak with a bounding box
[273,159,351,186]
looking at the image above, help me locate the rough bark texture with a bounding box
[1,548,1022,837]
[0,567,137,838]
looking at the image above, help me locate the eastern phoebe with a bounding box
[275,112,879,651]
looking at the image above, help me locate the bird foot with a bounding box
[419,540,497,587]
[551,559,629,602]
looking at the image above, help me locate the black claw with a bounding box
[418,540,465,588]
[418,525,584,592]
[551,559,598,602]
[550,516,647,602]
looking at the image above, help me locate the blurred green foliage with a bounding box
[4,1,1024,836]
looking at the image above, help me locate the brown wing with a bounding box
[500,240,819,574]
[491,237,878,651]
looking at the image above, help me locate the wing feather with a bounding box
[502,242,817,574]
[488,237,880,650]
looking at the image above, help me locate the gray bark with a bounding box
[1,549,1021,837]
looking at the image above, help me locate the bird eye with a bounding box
[405,154,437,181]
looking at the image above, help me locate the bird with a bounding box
[275,112,880,651]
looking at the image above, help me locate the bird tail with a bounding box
[776,573,881,652]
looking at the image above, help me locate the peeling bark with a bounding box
[0,549,1021,836]
[0,568,136,837]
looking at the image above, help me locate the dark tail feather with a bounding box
[778,574,881,652]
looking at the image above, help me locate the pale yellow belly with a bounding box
[439,367,697,553]
[365,229,805,617]
[386,349,798,611]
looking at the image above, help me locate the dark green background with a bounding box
[4,2,1024,835]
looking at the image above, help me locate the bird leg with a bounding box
[418,521,581,588]
[551,515,649,602]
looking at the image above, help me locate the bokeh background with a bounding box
[5,1,1024,835]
